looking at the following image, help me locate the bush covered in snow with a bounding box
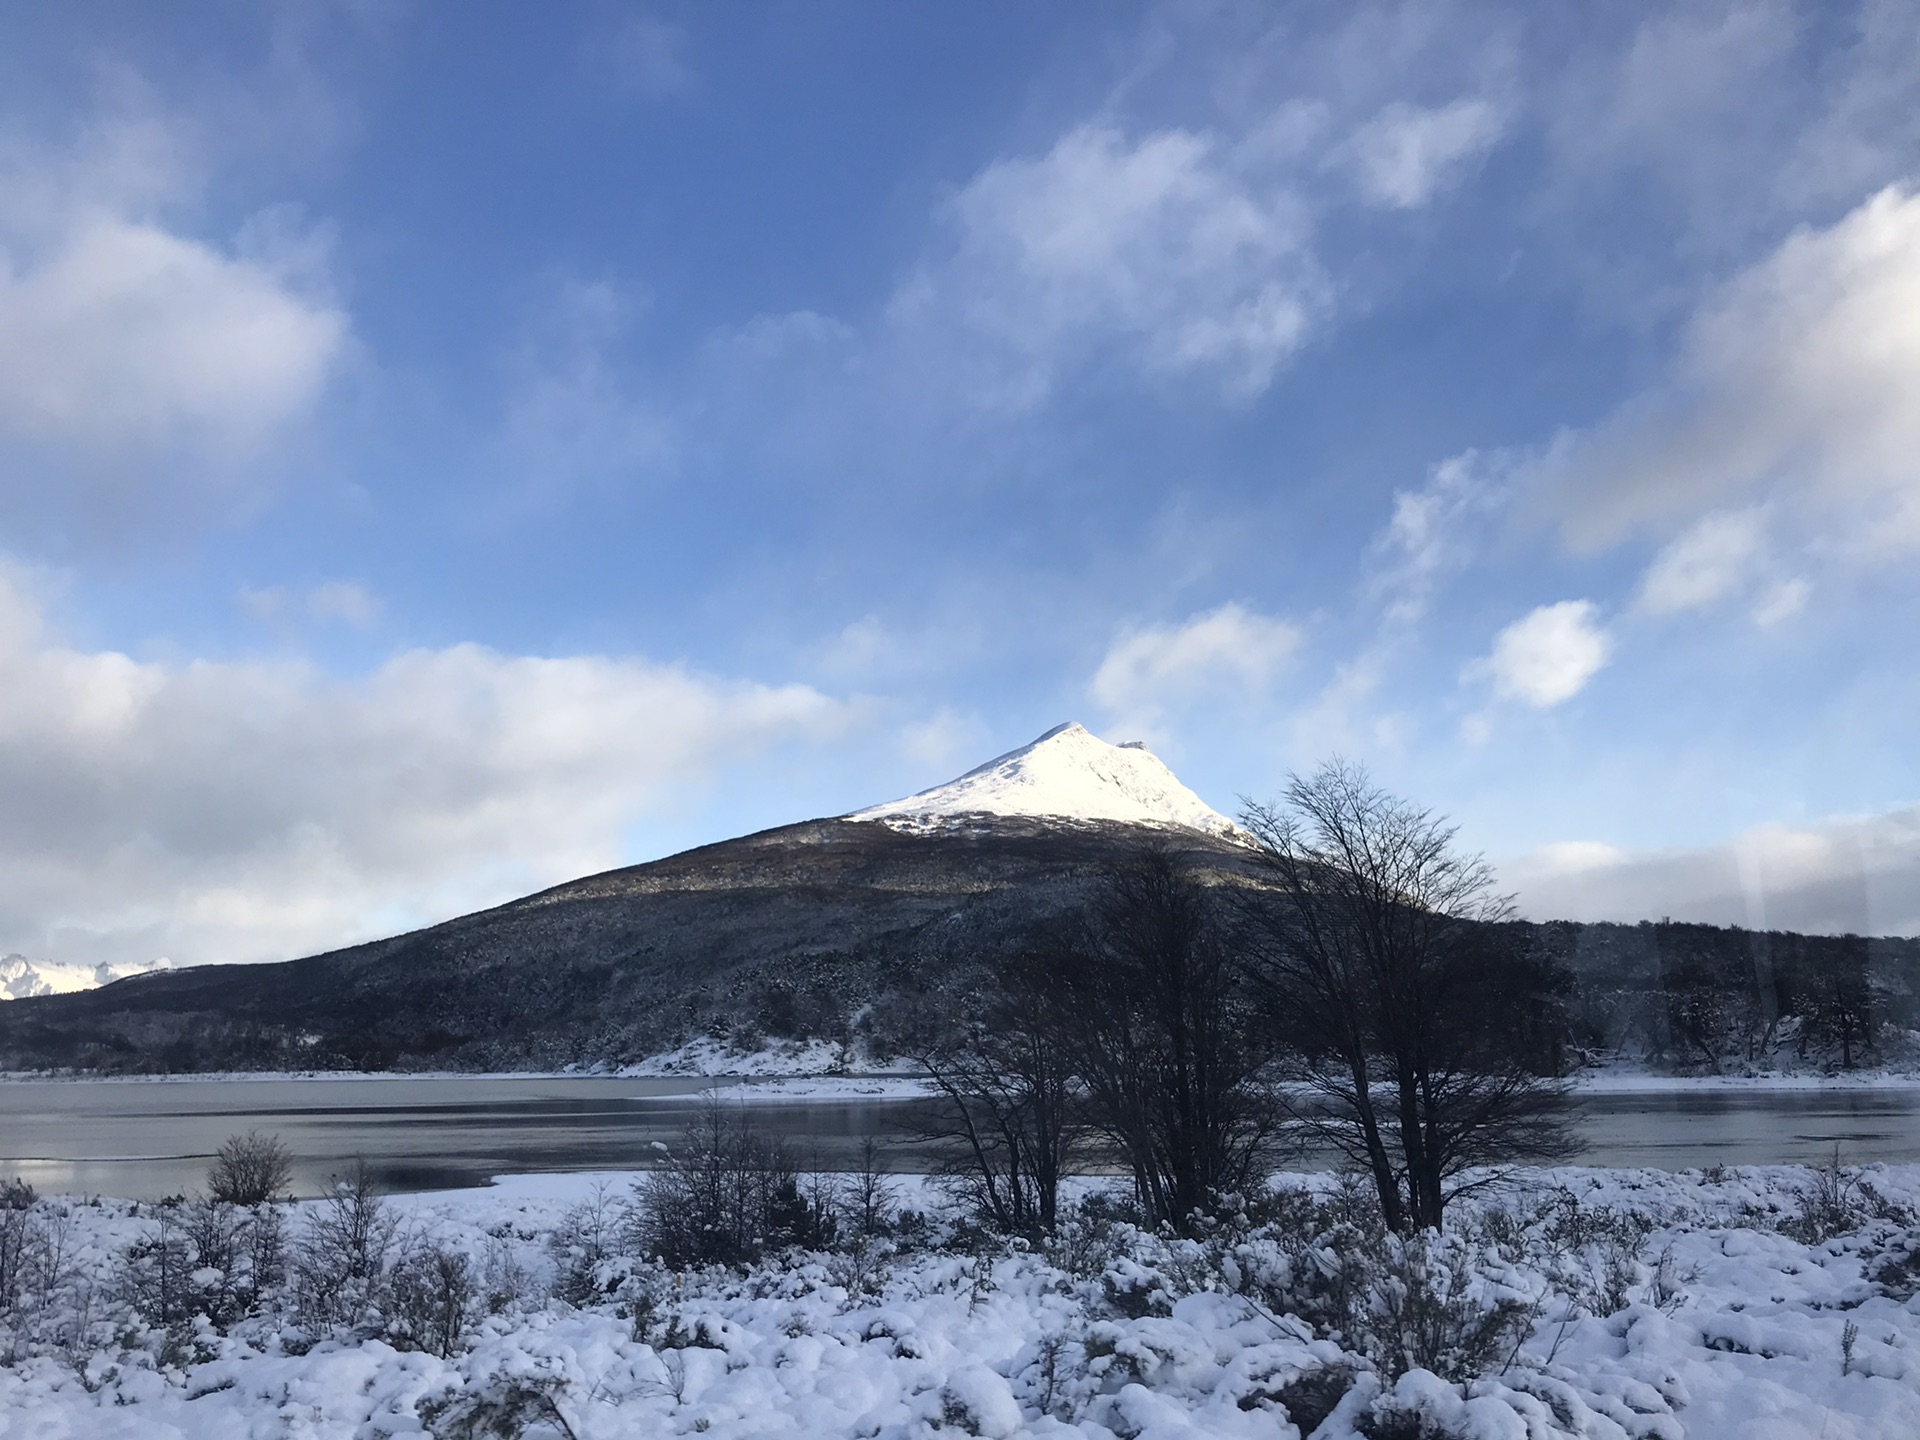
[3,1160,1920,1437]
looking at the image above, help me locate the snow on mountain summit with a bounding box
[850,722,1239,837]
[0,953,173,1001]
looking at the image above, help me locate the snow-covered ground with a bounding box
[5,1162,1920,1438]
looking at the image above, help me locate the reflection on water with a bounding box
[1,1076,1917,1199]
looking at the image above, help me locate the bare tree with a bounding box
[913,958,1077,1237]
[1034,845,1277,1230]
[1240,762,1576,1233]
[845,1137,898,1239]
[1799,936,1876,1071]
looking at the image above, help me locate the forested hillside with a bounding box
[0,812,1912,1076]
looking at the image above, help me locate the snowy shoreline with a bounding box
[9,1066,1920,1097]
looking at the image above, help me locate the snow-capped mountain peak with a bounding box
[0,953,174,1001]
[849,722,1239,836]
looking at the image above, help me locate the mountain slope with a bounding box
[11,721,1913,1077]
[0,727,1261,1072]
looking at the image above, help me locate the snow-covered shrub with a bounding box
[418,1356,578,1440]
[479,1231,540,1315]
[612,1261,675,1343]
[628,1103,834,1269]
[547,1183,627,1304]
[1011,1329,1083,1419]
[1045,1192,1143,1279]
[1362,1229,1533,1382]
[1782,1151,1871,1244]
[116,1198,281,1333]
[0,1185,100,1363]
[939,1363,1024,1437]
[0,1179,43,1315]
[1208,1180,1382,1344]
[1083,1178,1534,1384]
[1772,1152,1912,1249]
[1100,1252,1179,1318]
[389,1242,480,1357]
[824,1234,895,1297]
[1535,1189,1657,1318]
[844,1137,898,1240]
[292,1164,401,1334]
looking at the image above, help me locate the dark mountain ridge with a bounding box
[4,720,1916,1076]
[0,815,1270,1073]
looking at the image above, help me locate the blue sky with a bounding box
[2,0,1918,970]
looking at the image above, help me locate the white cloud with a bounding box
[1504,804,1920,936]
[307,581,381,628]
[0,213,344,458]
[1093,603,1301,727]
[897,123,1327,406]
[1544,186,1920,556]
[1369,450,1502,623]
[239,580,381,629]
[900,709,987,771]
[1541,2,1799,236]
[0,108,346,532]
[717,310,856,365]
[813,615,895,679]
[1634,506,1770,615]
[1751,576,1811,627]
[1470,599,1611,708]
[0,570,851,970]
[1341,98,1504,209]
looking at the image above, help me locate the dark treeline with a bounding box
[1543,919,1915,1073]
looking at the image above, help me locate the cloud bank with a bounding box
[1506,805,1920,937]
[1544,186,1920,559]
[0,214,343,457]
[895,123,1328,406]
[0,571,851,971]
[1093,603,1301,735]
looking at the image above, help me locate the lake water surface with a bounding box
[2,1076,1916,1199]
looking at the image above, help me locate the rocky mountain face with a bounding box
[0,726,1269,1073]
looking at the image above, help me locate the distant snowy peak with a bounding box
[850,722,1240,838]
[0,953,173,1001]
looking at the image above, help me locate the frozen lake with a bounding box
[2,1075,1917,1198]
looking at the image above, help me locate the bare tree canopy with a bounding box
[1033,845,1277,1230]
[1241,761,1577,1232]
[911,956,1077,1237]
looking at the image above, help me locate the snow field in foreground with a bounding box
[3,1164,1920,1439]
